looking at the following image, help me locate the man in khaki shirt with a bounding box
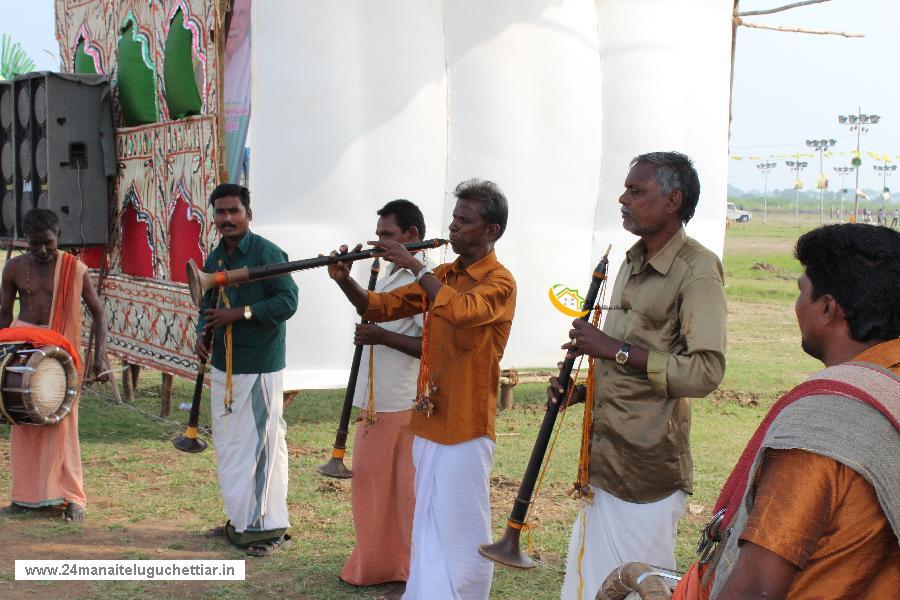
[551,152,727,599]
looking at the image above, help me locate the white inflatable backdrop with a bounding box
[249,0,733,390]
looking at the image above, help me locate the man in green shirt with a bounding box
[196,183,298,556]
[551,152,727,599]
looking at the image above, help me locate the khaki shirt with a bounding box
[364,251,516,445]
[590,227,726,502]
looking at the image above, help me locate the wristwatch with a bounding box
[415,264,433,283]
[243,305,253,320]
[615,342,631,365]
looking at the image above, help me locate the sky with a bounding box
[730,0,900,192]
[2,0,898,194]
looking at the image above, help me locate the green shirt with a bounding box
[591,227,727,502]
[196,231,298,374]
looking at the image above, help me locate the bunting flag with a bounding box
[730,149,895,160]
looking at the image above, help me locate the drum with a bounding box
[0,342,79,425]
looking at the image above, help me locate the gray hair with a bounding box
[454,178,509,239]
[630,151,701,224]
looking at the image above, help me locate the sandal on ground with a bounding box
[245,534,292,557]
[0,503,36,517]
[62,502,85,523]
[378,583,406,600]
[204,525,227,538]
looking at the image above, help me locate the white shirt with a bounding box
[351,258,429,412]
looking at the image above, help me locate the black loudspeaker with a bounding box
[0,80,14,236]
[1,72,115,246]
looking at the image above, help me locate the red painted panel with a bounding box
[168,196,204,283]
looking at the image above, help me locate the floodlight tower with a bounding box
[873,162,896,224]
[806,139,836,225]
[755,161,777,224]
[837,109,880,221]
[834,165,854,222]
[785,156,809,228]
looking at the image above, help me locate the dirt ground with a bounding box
[723,234,795,256]
[0,512,296,599]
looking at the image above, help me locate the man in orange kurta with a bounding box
[0,208,110,522]
[671,224,899,600]
[329,179,516,599]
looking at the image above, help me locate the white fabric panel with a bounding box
[594,0,732,275]
[250,0,730,389]
[442,0,603,369]
[250,1,448,389]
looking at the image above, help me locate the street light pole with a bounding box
[756,161,776,224]
[837,108,880,222]
[786,155,808,228]
[806,139,836,225]
[834,165,853,222]
[874,162,896,225]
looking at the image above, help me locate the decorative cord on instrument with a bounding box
[215,260,234,416]
[364,345,377,428]
[569,297,605,502]
[216,286,234,416]
[413,289,434,416]
[571,297,607,599]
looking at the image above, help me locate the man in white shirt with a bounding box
[337,200,429,597]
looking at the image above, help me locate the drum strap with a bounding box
[50,252,79,335]
[0,352,18,423]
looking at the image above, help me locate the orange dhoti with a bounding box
[6,251,88,508]
[340,409,416,586]
[10,403,86,508]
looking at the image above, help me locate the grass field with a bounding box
[0,212,829,599]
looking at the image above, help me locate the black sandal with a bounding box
[245,534,292,557]
[204,525,227,538]
[0,503,36,517]
[62,502,85,523]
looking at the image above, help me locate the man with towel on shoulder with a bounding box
[0,208,110,523]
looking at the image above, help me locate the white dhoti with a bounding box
[211,368,290,536]
[404,435,495,600]
[561,486,686,600]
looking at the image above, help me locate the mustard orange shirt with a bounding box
[740,338,900,599]
[363,251,516,445]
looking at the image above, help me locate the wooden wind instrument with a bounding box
[316,257,381,478]
[171,290,223,453]
[185,238,449,306]
[478,247,611,569]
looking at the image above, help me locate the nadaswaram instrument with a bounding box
[479,247,611,569]
[316,257,381,479]
[171,285,224,453]
[0,342,79,426]
[170,325,214,453]
[185,238,449,306]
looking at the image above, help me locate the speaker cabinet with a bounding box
[3,72,115,246]
[0,80,14,236]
